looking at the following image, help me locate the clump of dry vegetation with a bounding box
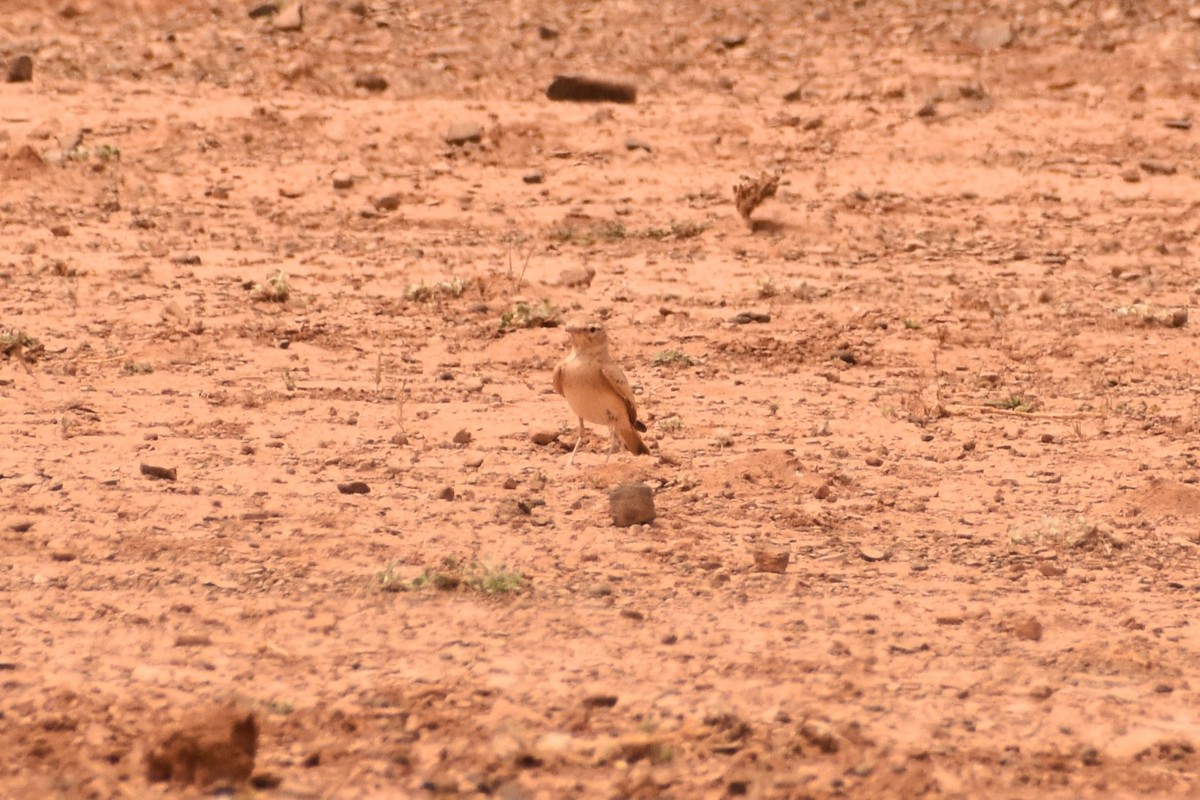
[500,299,562,330]
[247,270,291,302]
[1,329,44,364]
[734,170,781,224]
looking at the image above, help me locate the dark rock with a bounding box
[546,74,637,104]
[354,73,388,92]
[6,55,33,83]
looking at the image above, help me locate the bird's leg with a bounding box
[568,418,586,466]
[606,427,619,462]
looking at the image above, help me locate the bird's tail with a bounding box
[620,425,650,456]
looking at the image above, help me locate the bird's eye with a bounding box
[588,325,599,333]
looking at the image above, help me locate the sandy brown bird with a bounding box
[552,319,650,464]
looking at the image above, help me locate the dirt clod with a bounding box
[139,463,177,481]
[354,73,388,92]
[751,544,789,573]
[608,483,655,527]
[337,481,370,495]
[546,74,637,104]
[146,705,258,789]
[7,55,33,83]
[1012,616,1044,642]
[530,430,559,446]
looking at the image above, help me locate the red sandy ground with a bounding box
[4,1,1200,797]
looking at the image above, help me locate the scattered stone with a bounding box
[6,55,33,83]
[522,171,544,184]
[751,544,790,574]
[444,122,483,146]
[1140,159,1177,175]
[332,172,354,190]
[733,170,780,224]
[146,705,258,789]
[973,18,1014,50]
[538,25,559,40]
[935,614,963,626]
[624,137,652,153]
[272,1,303,31]
[337,481,370,495]
[9,519,34,533]
[546,74,637,104]
[858,546,888,562]
[864,455,883,467]
[50,550,76,562]
[531,430,559,446]
[437,486,455,501]
[1164,118,1193,130]
[390,431,409,446]
[721,33,747,48]
[453,429,473,444]
[354,73,388,92]
[1038,562,1066,577]
[374,193,401,211]
[1121,168,1141,183]
[1012,616,1044,642]
[463,455,484,469]
[50,225,70,237]
[247,2,278,18]
[609,483,655,527]
[277,185,304,199]
[803,116,824,130]
[731,311,771,325]
[140,463,177,481]
[916,102,937,118]
[557,266,596,288]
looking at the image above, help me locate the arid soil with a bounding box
[4,1,1200,797]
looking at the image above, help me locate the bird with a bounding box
[552,318,650,465]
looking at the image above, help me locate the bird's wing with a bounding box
[552,359,566,396]
[600,363,640,425]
